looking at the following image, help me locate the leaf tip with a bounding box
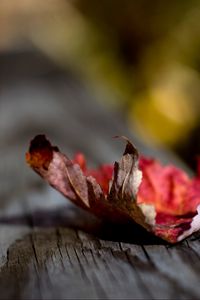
[113,135,139,158]
[26,134,57,170]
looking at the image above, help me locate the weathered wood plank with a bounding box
[0,50,199,299]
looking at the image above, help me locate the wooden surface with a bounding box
[0,51,200,299]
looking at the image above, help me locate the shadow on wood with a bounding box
[0,205,168,246]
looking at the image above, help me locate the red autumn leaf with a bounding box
[26,135,200,243]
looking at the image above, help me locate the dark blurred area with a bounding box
[1,0,200,171]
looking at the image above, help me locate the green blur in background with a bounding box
[1,0,200,169]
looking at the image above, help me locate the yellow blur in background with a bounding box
[131,65,200,146]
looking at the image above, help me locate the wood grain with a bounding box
[0,50,199,299]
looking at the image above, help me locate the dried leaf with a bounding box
[26,135,200,243]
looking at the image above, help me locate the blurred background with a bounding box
[1,0,200,172]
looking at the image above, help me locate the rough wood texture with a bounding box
[0,50,199,299]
